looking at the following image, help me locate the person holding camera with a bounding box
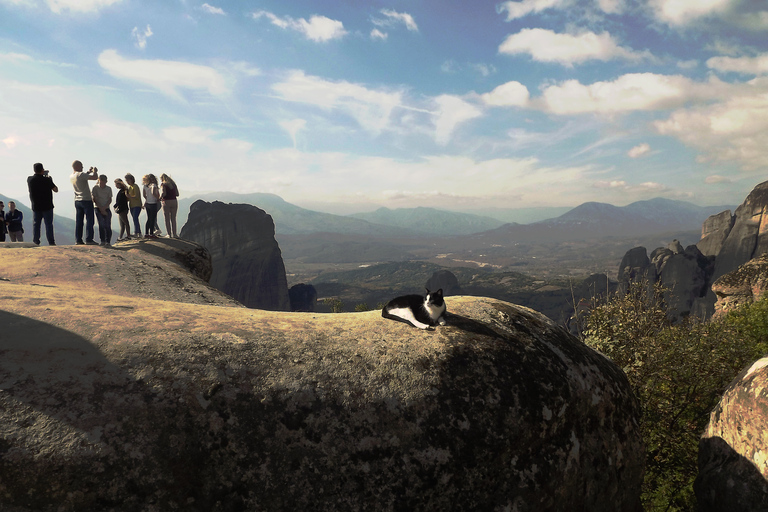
[27,162,59,246]
[70,160,99,245]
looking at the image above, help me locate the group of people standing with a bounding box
[6,160,180,247]
[69,160,180,246]
[0,199,25,242]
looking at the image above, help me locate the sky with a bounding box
[1,0,768,217]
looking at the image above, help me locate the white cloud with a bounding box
[98,49,228,100]
[594,180,628,189]
[649,0,734,26]
[3,135,22,148]
[252,11,347,42]
[200,3,225,15]
[628,143,651,158]
[707,54,768,76]
[472,63,497,77]
[481,81,530,107]
[677,59,698,70]
[374,9,418,32]
[131,25,153,50]
[597,0,625,14]
[496,0,571,20]
[45,0,122,13]
[279,119,306,148]
[593,180,666,192]
[432,95,482,145]
[705,175,732,184]
[228,61,260,77]
[370,29,388,41]
[271,70,403,135]
[655,78,768,170]
[539,73,711,115]
[499,29,647,66]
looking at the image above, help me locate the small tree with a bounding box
[583,281,767,511]
[323,298,344,313]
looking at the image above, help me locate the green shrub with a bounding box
[583,282,768,511]
[323,298,345,313]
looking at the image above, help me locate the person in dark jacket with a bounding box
[5,201,24,242]
[0,201,6,242]
[27,162,59,246]
[113,178,131,241]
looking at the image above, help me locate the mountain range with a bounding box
[3,189,733,246]
[179,192,733,241]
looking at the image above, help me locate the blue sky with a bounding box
[1,0,767,216]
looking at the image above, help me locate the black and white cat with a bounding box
[381,288,447,329]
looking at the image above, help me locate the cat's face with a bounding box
[425,288,444,306]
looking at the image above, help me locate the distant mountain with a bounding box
[348,207,505,236]
[459,206,573,224]
[175,192,734,243]
[0,194,75,245]
[542,198,734,235]
[177,192,415,237]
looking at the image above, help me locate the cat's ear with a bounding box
[425,287,431,294]
[436,288,443,295]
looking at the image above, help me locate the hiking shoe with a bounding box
[85,240,98,245]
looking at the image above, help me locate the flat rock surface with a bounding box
[0,244,643,511]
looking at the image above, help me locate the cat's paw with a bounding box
[438,318,446,326]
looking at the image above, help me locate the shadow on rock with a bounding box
[696,435,768,511]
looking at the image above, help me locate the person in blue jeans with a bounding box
[27,162,59,246]
[69,160,99,245]
[92,174,113,247]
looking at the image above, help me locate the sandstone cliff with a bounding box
[0,243,644,511]
[708,180,768,282]
[696,357,768,511]
[180,200,290,311]
[711,253,768,318]
[615,180,768,320]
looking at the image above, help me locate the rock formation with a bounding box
[695,357,768,511]
[711,253,768,318]
[180,200,290,311]
[0,243,645,511]
[697,210,734,257]
[615,180,768,320]
[617,241,715,321]
[425,269,462,295]
[709,180,768,282]
[288,283,317,312]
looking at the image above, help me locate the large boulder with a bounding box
[617,246,655,296]
[711,253,768,319]
[658,245,714,321]
[697,210,734,257]
[181,200,290,311]
[425,269,462,295]
[711,180,768,282]
[0,248,645,511]
[288,283,317,312]
[695,357,768,511]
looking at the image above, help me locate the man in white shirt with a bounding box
[92,174,114,247]
[70,160,98,245]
